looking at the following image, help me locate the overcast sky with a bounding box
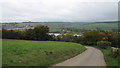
[0,0,119,22]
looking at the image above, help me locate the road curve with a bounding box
[53,46,106,66]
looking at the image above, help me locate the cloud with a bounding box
[0,0,119,22]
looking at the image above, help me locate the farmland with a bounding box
[2,39,86,66]
[2,21,118,33]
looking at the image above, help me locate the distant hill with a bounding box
[2,21,118,33]
[95,21,118,23]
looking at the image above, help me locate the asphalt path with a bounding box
[53,46,106,66]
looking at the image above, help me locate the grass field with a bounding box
[65,23,118,30]
[2,39,86,66]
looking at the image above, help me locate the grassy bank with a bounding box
[101,49,119,66]
[2,39,86,66]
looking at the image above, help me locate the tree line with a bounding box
[2,25,120,48]
[2,26,53,41]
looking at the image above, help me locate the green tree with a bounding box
[83,30,102,45]
[106,31,118,47]
[32,26,49,40]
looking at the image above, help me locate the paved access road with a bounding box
[53,46,106,66]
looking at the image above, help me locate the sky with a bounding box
[0,0,119,22]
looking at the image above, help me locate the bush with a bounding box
[106,31,119,47]
[56,34,75,42]
[73,36,83,43]
[2,29,22,39]
[110,47,120,58]
[97,41,111,49]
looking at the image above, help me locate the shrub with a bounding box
[110,47,120,58]
[97,41,111,49]
[73,36,83,43]
[106,31,118,47]
[56,34,76,42]
[2,29,22,39]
